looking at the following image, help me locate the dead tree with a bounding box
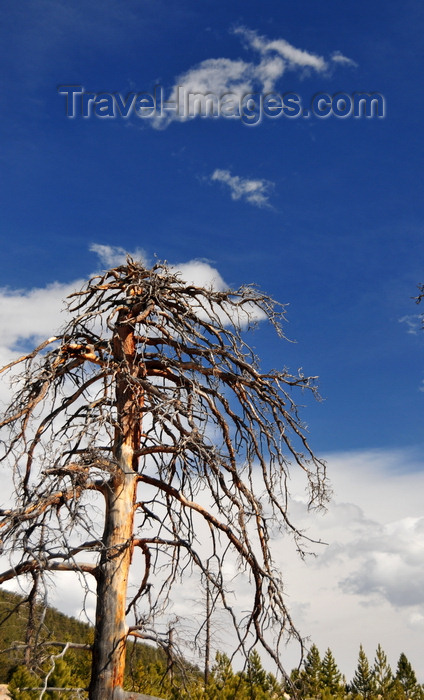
[0,259,329,699]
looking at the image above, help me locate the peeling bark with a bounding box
[88,470,137,699]
[89,318,140,700]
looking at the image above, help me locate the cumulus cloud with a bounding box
[340,516,424,607]
[6,445,424,679]
[89,246,229,292]
[154,27,354,127]
[0,281,80,366]
[171,259,227,290]
[0,246,267,371]
[176,57,251,98]
[272,448,424,680]
[211,169,274,208]
[0,245,148,366]
[2,252,424,679]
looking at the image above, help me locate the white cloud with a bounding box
[9,445,424,680]
[170,257,267,325]
[89,247,229,293]
[0,247,268,373]
[0,281,79,367]
[91,247,266,323]
[0,246,150,371]
[339,516,424,606]
[408,610,424,629]
[275,448,424,681]
[89,243,148,269]
[331,51,358,68]
[234,26,328,72]
[3,252,424,681]
[177,57,252,97]
[399,313,421,335]
[0,246,147,368]
[211,169,274,208]
[171,259,227,290]
[154,27,354,127]
[153,57,253,128]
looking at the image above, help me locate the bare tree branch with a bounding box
[0,258,329,698]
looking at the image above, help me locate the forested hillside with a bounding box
[0,588,422,699]
[0,588,170,697]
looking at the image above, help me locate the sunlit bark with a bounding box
[0,259,329,697]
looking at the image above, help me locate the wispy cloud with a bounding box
[399,314,422,335]
[331,50,358,68]
[210,169,274,208]
[154,27,355,127]
[234,26,328,73]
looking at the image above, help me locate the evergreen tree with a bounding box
[266,671,285,698]
[290,666,304,695]
[373,644,393,699]
[302,644,322,698]
[207,659,249,699]
[8,665,40,700]
[351,645,375,699]
[47,656,73,700]
[321,648,344,698]
[396,654,420,700]
[246,650,269,698]
[389,678,408,700]
[208,651,249,698]
[211,651,234,690]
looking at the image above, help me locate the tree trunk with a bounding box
[24,572,40,668]
[204,574,211,688]
[89,320,142,699]
[88,470,137,699]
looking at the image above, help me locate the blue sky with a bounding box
[1,0,424,682]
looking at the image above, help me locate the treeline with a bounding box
[290,643,424,700]
[1,588,423,699]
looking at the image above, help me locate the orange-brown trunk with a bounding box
[89,319,141,699]
[88,472,137,699]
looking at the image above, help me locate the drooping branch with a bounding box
[0,258,329,692]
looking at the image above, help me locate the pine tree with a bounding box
[266,671,285,698]
[8,665,40,700]
[246,649,269,698]
[47,657,73,700]
[211,652,234,690]
[302,644,322,698]
[351,645,375,699]
[208,653,250,699]
[373,644,393,699]
[290,666,304,696]
[396,654,420,700]
[321,648,344,698]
